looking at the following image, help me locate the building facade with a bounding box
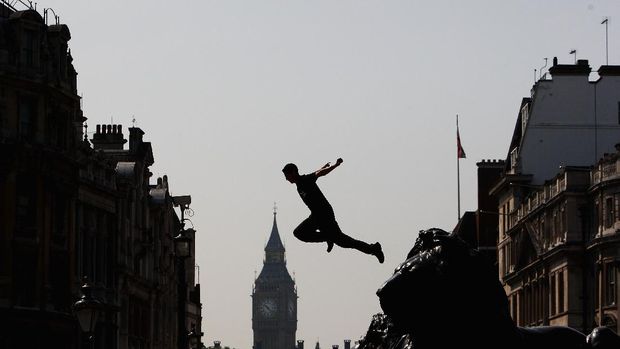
[0,4,202,348]
[491,58,620,334]
[252,211,297,349]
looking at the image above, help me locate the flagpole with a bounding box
[602,18,609,65]
[457,114,461,221]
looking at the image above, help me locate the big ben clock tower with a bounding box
[252,208,297,349]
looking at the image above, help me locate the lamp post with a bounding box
[72,277,103,349]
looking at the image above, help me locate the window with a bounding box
[595,269,600,309]
[15,175,37,238]
[594,202,600,236]
[558,270,565,313]
[510,148,519,172]
[560,204,566,237]
[553,209,562,241]
[21,29,38,67]
[501,204,506,237]
[51,195,67,247]
[18,97,37,139]
[533,281,539,323]
[605,197,614,228]
[0,103,6,138]
[511,294,518,321]
[605,263,616,306]
[521,104,529,135]
[550,274,556,315]
[13,244,38,307]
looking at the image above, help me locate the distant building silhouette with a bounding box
[252,210,297,349]
[0,3,202,348]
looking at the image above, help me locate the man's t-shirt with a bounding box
[296,173,333,215]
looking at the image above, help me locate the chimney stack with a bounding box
[297,340,305,349]
[91,124,126,150]
[129,127,145,153]
[344,340,351,349]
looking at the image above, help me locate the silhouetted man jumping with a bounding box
[283,158,384,263]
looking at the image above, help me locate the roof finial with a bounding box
[273,201,277,216]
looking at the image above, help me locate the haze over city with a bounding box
[24,0,620,347]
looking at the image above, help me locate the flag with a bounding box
[457,127,466,159]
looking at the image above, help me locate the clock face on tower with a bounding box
[260,298,277,318]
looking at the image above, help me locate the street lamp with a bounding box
[174,229,192,258]
[73,277,103,348]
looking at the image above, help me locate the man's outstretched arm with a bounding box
[315,158,343,177]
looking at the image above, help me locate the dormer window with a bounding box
[521,104,529,135]
[510,147,519,171]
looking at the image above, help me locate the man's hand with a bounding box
[316,158,343,177]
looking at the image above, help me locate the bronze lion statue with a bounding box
[355,228,619,349]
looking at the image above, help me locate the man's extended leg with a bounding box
[322,219,384,263]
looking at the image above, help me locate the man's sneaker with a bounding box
[372,242,384,263]
[326,240,334,253]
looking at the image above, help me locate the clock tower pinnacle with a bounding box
[252,208,297,349]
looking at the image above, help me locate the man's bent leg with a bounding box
[293,216,328,243]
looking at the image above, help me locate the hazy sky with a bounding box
[40,1,620,347]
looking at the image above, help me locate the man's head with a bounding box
[282,163,299,183]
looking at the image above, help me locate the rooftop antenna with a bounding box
[132,115,136,127]
[534,69,537,84]
[43,8,56,25]
[539,58,548,80]
[602,17,609,65]
[569,49,577,64]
